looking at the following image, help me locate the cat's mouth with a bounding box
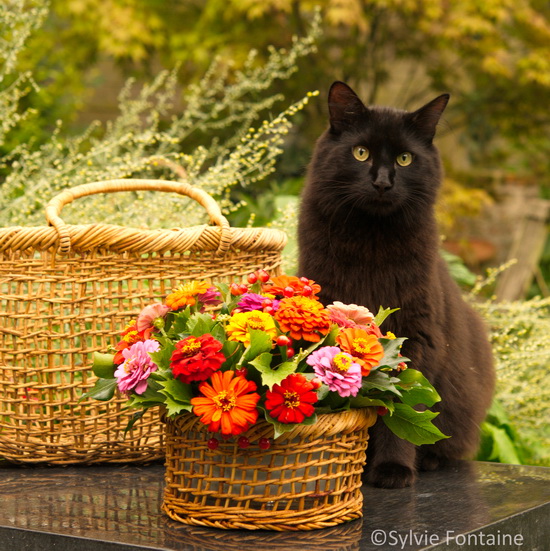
[359,191,401,215]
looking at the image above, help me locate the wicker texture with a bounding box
[162,408,377,531]
[0,179,286,464]
[172,521,363,550]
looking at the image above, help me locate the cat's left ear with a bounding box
[407,94,450,143]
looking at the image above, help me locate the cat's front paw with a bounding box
[367,462,416,489]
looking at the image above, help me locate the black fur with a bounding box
[298,82,495,489]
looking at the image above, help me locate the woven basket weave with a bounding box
[162,408,377,531]
[0,179,286,464]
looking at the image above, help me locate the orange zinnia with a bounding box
[274,296,331,342]
[165,281,211,310]
[336,327,384,376]
[190,370,260,436]
[262,275,321,299]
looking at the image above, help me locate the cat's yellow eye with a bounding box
[396,152,413,166]
[352,146,370,162]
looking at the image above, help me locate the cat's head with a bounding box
[308,81,449,218]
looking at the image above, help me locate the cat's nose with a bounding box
[372,167,393,194]
[372,176,393,194]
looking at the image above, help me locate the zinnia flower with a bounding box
[274,296,331,342]
[336,328,384,376]
[191,370,260,435]
[165,281,211,310]
[170,334,225,383]
[225,310,278,346]
[262,275,321,299]
[114,339,160,394]
[326,301,374,329]
[306,346,362,397]
[265,373,318,423]
[136,303,170,332]
[113,321,154,365]
[237,292,280,313]
[197,286,222,311]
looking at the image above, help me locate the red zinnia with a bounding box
[170,334,225,383]
[265,373,318,424]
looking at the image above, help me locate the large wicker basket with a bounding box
[162,408,377,531]
[0,179,286,464]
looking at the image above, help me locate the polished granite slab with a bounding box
[0,461,548,551]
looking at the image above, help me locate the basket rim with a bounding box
[0,223,287,254]
[165,408,377,441]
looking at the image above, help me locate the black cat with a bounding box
[298,82,495,489]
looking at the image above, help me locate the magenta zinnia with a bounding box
[306,346,362,397]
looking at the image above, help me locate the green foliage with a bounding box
[0,3,320,229]
[476,399,530,464]
[471,283,550,466]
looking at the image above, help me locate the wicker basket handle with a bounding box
[45,179,232,255]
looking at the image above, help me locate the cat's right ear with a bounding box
[328,81,367,134]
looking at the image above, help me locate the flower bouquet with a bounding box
[84,270,447,530]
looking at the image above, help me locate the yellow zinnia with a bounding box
[225,311,278,346]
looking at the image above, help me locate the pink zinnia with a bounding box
[115,339,160,395]
[326,301,375,329]
[136,303,170,332]
[306,346,362,397]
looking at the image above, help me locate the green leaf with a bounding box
[263,410,317,440]
[209,321,226,343]
[441,249,477,287]
[149,337,176,371]
[292,326,338,366]
[221,340,242,370]
[123,410,147,434]
[349,396,395,413]
[361,371,402,396]
[373,306,400,327]
[188,312,217,337]
[167,308,191,337]
[240,329,273,365]
[250,354,297,389]
[378,337,409,369]
[80,378,117,402]
[159,378,193,401]
[382,403,449,445]
[477,422,521,464]
[157,378,193,416]
[92,352,116,378]
[126,380,165,408]
[396,369,441,408]
[316,392,350,412]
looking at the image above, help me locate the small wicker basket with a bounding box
[0,179,286,464]
[162,408,377,531]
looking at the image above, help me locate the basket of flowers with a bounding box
[85,269,447,530]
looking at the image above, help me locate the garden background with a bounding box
[1,0,549,465]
